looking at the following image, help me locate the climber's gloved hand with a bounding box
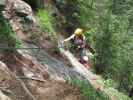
[78,45,81,48]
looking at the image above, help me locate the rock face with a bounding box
[1,0,35,40]
[0,62,12,100]
[0,50,83,100]
[16,49,50,80]
[0,61,11,87]
[3,0,35,22]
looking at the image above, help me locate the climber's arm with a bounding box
[64,34,75,42]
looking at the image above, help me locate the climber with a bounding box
[63,28,86,59]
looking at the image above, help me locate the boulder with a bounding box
[4,0,35,22]
[13,0,32,16]
[13,0,35,22]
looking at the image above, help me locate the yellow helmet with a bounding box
[74,28,83,36]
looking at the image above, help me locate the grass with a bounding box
[36,9,57,44]
[67,78,131,100]
[67,79,110,100]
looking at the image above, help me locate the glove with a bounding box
[78,45,81,48]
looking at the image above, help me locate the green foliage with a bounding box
[0,13,22,48]
[66,77,131,100]
[84,28,96,46]
[93,0,133,96]
[103,79,116,88]
[54,0,96,29]
[36,9,54,32]
[103,88,131,100]
[67,79,110,100]
[58,0,133,97]
[15,39,23,48]
[36,9,57,44]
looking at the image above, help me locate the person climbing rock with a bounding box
[63,28,86,59]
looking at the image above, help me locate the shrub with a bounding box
[36,9,57,44]
[67,79,109,100]
[0,13,22,49]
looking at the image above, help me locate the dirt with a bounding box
[26,79,82,100]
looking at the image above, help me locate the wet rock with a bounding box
[16,49,50,80]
